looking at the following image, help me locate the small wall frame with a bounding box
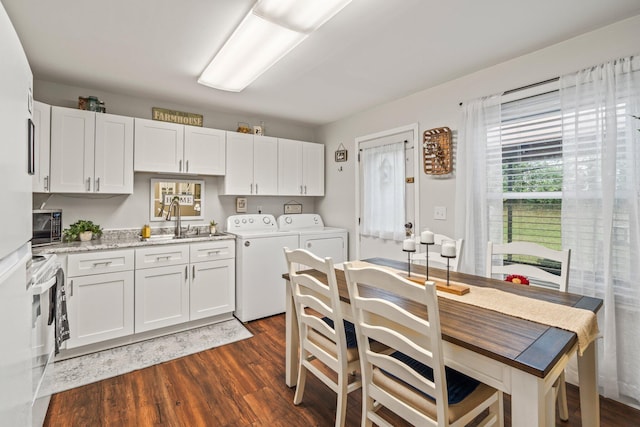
[422,127,452,175]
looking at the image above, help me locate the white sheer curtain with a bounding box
[560,55,640,401]
[361,142,405,240]
[455,95,503,274]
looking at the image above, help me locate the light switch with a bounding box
[434,206,447,220]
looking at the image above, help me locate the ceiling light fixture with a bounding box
[198,0,352,92]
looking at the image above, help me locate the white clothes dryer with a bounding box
[277,214,348,263]
[226,214,298,322]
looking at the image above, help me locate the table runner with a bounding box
[338,261,599,355]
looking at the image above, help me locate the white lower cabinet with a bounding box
[189,241,235,320]
[61,240,236,351]
[65,250,135,348]
[134,244,190,333]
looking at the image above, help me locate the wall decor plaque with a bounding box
[423,127,452,175]
[335,143,348,162]
[152,107,203,127]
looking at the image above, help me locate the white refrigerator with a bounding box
[0,1,35,426]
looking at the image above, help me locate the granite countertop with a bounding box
[33,226,235,255]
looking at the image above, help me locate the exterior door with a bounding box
[357,125,418,261]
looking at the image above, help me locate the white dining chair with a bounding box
[412,234,463,272]
[486,240,571,421]
[344,263,503,427]
[283,247,361,427]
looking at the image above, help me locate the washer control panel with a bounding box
[227,214,277,232]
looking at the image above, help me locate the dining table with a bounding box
[283,257,603,427]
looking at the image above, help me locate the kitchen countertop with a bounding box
[33,231,235,255]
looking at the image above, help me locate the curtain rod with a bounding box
[458,77,559,106]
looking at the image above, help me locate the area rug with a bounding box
[42,318,253,395]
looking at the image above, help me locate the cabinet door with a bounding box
[223,132,254,194]
[94,113,134,193]
[66,271,134,348]
[277,138,303,195]
[302,142,325,196]
[253,135,278,195]
[190,259,235,320]
[32,101,51,193]
[184,126,226,175]
[134,118,184,173]
[135,264,189,333]
[50,106,95,192]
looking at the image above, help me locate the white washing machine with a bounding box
[226,214,298,322]
[277,214,348,263]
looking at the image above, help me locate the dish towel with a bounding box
[52,267,70,354]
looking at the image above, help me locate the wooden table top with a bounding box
[286,257,603,378]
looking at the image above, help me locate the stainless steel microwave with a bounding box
[32,209,62,246]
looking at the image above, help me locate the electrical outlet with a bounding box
[434,206,447,220]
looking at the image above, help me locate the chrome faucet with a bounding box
[165,197,182,238]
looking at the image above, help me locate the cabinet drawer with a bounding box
[135,244,189,269]
[67,249,134,277]
[190,240,235,263]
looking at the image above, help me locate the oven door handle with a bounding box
[31,275,57,295]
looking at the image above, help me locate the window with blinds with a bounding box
[495,89,563,273]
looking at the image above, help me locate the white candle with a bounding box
[403,238,416,251]
[441,242,456,257]
[420,230,434,244]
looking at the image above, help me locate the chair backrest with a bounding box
[486,241,571,292]
[413,234,463,272]
[343,263,449,425]
[283,247,350,370]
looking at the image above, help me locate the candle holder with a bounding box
[420,242,434,279]
[441,254,456,286]
[402,249,416,278]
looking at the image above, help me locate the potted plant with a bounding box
[209,220,218,235]
[63,219,103,242]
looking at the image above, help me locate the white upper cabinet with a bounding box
[32,101,51,193]
[50,106,133,194]
[134,118,225,175]
[223,132,278,195]
[278,138,324,196]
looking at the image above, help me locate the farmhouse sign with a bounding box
[152,107,203,127]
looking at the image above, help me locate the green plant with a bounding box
[209,219,218,227]
[63,219,103,242]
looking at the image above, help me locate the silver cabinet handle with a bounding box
[69,279,73,297]
[92,261,112,267]
[44,176,49,191]
[179,160,182,172]
[156,255,171,261]
[95,177,100,192]
[86,177,91,192]
[186,160,189,173]
[304,185,307,195]
[185,265,188,280]
[250,183,253,194]
[255,183,259,194]
[300,185,303,195]
[192,265,195,279]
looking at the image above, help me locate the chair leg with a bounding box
[293,362,307,405]
[334,373,348,427]
[557,371,569,421]
[362,393,374,427]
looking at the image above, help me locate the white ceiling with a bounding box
[4,0,640,127]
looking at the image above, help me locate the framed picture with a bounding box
[236,197,247,213]
[335,149,348,162]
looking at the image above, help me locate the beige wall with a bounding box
[315,14,640,259]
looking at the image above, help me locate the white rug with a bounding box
[42,319,252,395]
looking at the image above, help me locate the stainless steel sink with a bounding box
[140,232,226,242]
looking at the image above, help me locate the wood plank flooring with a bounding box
[44,314,640,426]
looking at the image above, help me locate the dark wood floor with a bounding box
[45,314,640,426]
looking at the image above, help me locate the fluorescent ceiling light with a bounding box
[198,0,352,92]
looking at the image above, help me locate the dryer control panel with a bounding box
[277,214,324,230]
